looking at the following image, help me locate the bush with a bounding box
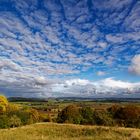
[0,104,6,114]
[114,105,140,128]
[25,108,39,123]
[80,107,94,124]
[93,110,115,126]
[7,103,20,113]
[115,105,140,120]
[9,115,21,128]
[107,104,120,117]
[0,115,10,128]
[39,113,52,122]
[57,105,82,124]
[7,110,31,125]
[107,105,140,128]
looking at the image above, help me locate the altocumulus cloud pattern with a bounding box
[0,0,140,98]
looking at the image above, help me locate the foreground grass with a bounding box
[0,123,140,140]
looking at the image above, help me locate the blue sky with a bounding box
[0,0,140,97]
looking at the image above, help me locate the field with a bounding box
[0,122,140,140]
[12,99,140,120]
[0,98,138,140]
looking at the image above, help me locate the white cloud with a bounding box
[97,42,108,48]
[50,78,140,97]
[97,71,106,76]
[129,54,140,75]
[106,34,123,43]
[65,79,90,86]
[0,73,140,97]
[98,78,134,89]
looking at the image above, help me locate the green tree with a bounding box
[80,107,94,124]
[57,105,82,124]
[93,110,115,126]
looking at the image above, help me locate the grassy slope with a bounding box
[0,123,140,140]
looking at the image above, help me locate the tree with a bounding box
[57,105,82,124]
[0,95,8,106]
[93,110,115,126]
[80,107,94,124]
[0,95,8,113]
[114,105,140,127]
[115,105,140,120]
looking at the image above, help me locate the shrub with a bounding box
[115,105,140,120]
[57,105,82,124]
[107,104,120,117]
[0,115,10,128]
[80,107,94,124]
[7,110,31,125]
[39,113,52,122]
[114,105,140,128]
[9,115,21,128]
[7,103,20,113]
[25,108,39,123]
[93,110,115,126]
[0,104,6,114]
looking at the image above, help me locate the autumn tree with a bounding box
[57,105,82,124]
[0,95,8,113]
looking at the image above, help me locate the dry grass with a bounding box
[0,123,140,140]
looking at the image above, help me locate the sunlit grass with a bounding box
[0,123,140,140]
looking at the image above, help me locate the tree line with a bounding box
[57,104,140,128]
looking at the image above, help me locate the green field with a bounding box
[0,122,140,140]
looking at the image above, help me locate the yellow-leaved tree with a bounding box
[0,95,8,113]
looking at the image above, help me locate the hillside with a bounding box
[0,123,140,140]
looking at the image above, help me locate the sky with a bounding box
[0,0,140,98]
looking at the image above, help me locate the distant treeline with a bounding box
[8,96,140,102]
[8,97,48,102]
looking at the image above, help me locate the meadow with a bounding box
[0,122,140,140]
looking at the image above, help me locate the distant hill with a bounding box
[8,96,140,102]
[8,97,48,102]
